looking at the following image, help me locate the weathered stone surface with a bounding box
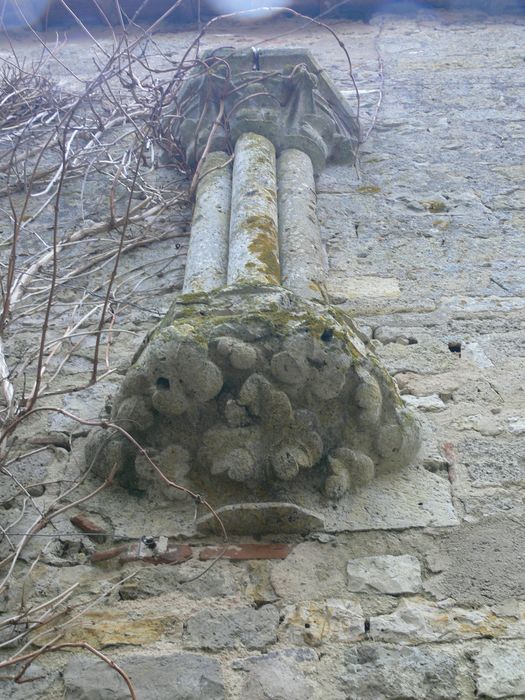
[42,609,175,648]
[0,664,56,699]
[370,598,525,644]
[423,517,525,605]
[183,151,231,294]
[64,652,224,699]
[402,394,447,412]
[458,436,525,486]
[118,560,241,600]
[183,605,279,651]
[328,276,401,300]
[199,543,291,560]
[343,645,461,699]
[171,48,358,172]
[280,598,365,646]
[227,132,280,287]
[474,642,525,698]
[88,286,420,504]
[196,503,324,535]
[347,554,422,594]
[271,542,348,601]
[241,659,314,700]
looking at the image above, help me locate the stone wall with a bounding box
[1,7,525,699]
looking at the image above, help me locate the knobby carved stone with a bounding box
[88,287,420,500]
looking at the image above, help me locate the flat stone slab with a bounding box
[474,642,525,698]
[347,554,422,594]
[281,464,458,532]
[196,502,324,535]
[64,652,225,699]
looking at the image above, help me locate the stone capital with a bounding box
[171,48,359,172]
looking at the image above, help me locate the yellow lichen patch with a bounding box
[422,199,448,213]
[357,184,381,194]
[432,219,450,229]
[37,611,174,648]
[247,223,281,285]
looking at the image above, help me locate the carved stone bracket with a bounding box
[88,286,420,505]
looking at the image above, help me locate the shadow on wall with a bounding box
[0,0,524,31]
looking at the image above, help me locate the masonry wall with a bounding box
[1,7,525,699]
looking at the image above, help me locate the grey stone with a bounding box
[63,652,224,699]
[424,517,525,605]
[171,48,358,171]
[280,598,365,645]
[402,394,446,412]
[475,642,525,698]
[232,648,318,670]
[343,644,460,699]
[278,148,327,301]
[458,436,525,486]
[184,605,279,651]
[241,659,314,700]
[347,554,422,594]
[196,502,324,535]
[118,560,240,600]
[0,664,56,699]
[227,132,279,287]
[183,151,231,294]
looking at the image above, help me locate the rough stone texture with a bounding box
[277,148,327,301]
[280,598,365,645]
[171,48,358,172]
[241,658,314,700]
[423,517,525,605]
[88,286,420,504]
[63,652,225,699]
[347,554,422,594]
[183,605,279,651]
[474,642,525,698]
[3,9,525,700]
[343,645,461,699]
[370,598,525,644]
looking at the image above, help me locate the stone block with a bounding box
[402,394,447,412]
[369,598,525,644]
[343,644,460,699]
[347,554,422,594]
[474,642,525,698]
[423,517,525,605]
[241,659,314,700]
[64,652,224,699]
[280,599,365,646]
[184,605,279,651]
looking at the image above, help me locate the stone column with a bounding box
[88,49,421,536]
[227,132,280,287]
[183,151,231,294]
[277,148,327,302]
